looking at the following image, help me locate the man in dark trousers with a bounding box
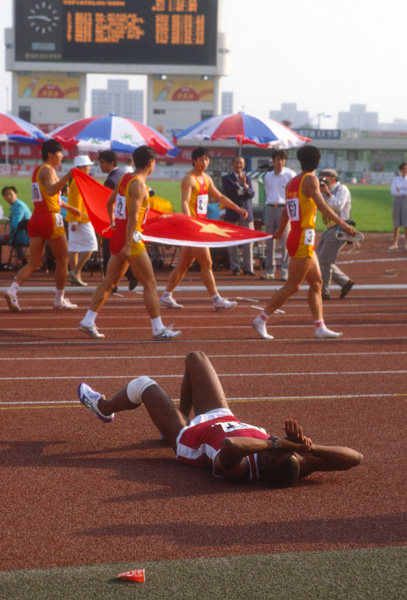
[98,150,137,293]
[222,155,256,276]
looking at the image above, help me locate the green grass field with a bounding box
[0,177,393,232]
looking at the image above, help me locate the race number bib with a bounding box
[213,421,267,435]
[114,193,127,220]
[54,213,64,228]
[31,182,42,203]
[196,194,209,215]
[304,228,315,246]
[286,197,300,221]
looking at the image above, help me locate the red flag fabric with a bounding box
[72,169,272,247]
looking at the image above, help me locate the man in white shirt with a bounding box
[389,162,407,249]
[316,169,355,300]
[262,150,296,280]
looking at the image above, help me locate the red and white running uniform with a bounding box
[176,408,269,481]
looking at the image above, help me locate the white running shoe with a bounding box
[251,318,273,340]
[77,383,113,423]
[160,295,184,309]
[78,322,105,339]
[315,326,343,339]
[213,297,237,311]
[53,298,78,310]
[335,229,364,246]
[4,291,21,313]
[153,325,181,341]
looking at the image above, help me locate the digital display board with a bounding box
[14,0,218,66]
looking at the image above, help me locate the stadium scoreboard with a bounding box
[14,0,218,67]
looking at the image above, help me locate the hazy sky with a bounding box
[0,0,405,127]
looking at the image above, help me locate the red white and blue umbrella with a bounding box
[0,113,48,145]
[173,113,310,149]
[49,114,179,158]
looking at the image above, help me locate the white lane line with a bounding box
[1,392,406,407]
[1,336,407,346]
[1,370,406,381]
[1,351,407,361]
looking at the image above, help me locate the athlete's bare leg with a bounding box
[128,250,160,319]
[304,255,323,321]
[263,256,312,316]
[48,235,70,290]
[88,254,128,312]
[14,236,45,285]
[179,350,229,417]
[193,247,218,296]
[164,246,196,293]
[96,350,227,451]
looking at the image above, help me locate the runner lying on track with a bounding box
[78,350,363,488]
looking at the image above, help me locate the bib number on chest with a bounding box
[286,197,300,221]
[31,182,42,203]
[196,194,208,215]
[214,421,266,435]
[114,194,127,220]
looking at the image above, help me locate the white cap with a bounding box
[74,155,93,167]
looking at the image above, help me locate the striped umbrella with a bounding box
[174,113,310,150]
[49,114,179,157]
[0,113,48,145]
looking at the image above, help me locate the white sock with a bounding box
[82,310,98,327]
[55,289,64,304]
[162,291,172,299]
[151,316,164,334]
[314,319,324,329]
[8,282,19,294]
[212,294,220,302]
[255,311,269,324]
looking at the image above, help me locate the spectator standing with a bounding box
[316,169,355,300]
[389,162,407,249]
[0,186,32,268]
[66,155,98,286]
[222,156,256,276]
[262,150,296,280]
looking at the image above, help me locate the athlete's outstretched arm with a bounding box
[298,444,363,479]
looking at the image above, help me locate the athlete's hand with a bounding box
[341,222,355,236]
[70,207,82,217]
[117,244,131,262]
[239,208,248,219]
[278,436,313,453]
[284,418,306,443]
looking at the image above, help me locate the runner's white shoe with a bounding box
[153,325,181,341]
[251,318,273,340]
[4,291,21,313]
[315,326,343,339]
[335,229,364,246]
[213,297,237,311]
[160,295,184,309]
[53,298,78,310]
[77,383,113,423]
[78,322,105,339]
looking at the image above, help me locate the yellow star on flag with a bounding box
[194,220,237,238]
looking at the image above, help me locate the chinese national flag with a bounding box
[73,169,272,247]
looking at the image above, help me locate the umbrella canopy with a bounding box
[49,114,179,157]
[173,113,310,150]
[0,113,48,145]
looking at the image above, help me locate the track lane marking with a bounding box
[1,392,407,411]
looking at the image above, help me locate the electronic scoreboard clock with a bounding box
[14,0,218,66]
